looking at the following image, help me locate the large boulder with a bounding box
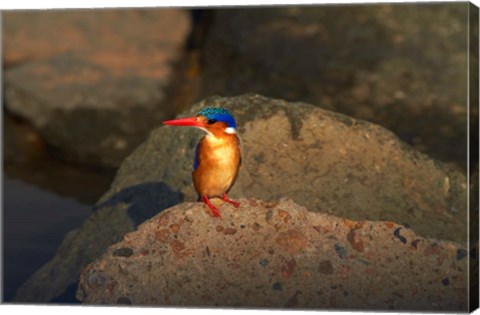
[76,198,469,311]
[14,94,467,303]
[102,94,468,242]
[175,3,470,170]
[3,9,191,168]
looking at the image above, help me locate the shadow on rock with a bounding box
[94,182,184,226]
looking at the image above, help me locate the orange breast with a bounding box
[193,134,241,198]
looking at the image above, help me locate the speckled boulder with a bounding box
[76,198,469,311]
[15,94,467,303]
[105,94,468,243]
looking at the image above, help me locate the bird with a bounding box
[163,107,241,218]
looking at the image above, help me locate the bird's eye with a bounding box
[207,119,217,125]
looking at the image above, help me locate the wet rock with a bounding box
[192,3,469,169]
[3,9,190,168]
[15,94,467,303]
[77,199,468,311]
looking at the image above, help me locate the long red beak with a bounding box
[163,117,205,127]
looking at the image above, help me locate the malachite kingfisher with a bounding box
[163,107,241,218]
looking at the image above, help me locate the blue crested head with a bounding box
[198,107,236,129]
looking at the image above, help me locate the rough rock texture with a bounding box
[76,198,469,311]
[174,3,469,170]
[14,94,467,303]
[3,9,190,168]
[101,94,468,242]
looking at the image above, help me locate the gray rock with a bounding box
[14,94,467,303]
[4,9,190,168]
[107,94,468,242]
[188,3,469,170]
[77,198,469,311]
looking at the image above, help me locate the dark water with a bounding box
[3,114,115,302]
[3,176,92,301]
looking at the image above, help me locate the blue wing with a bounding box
[193,143,200,170]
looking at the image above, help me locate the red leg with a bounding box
[202,195,222,219]
[223,193,240,208]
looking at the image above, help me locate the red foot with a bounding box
[223,193,240,208]
[202,195,222,219]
